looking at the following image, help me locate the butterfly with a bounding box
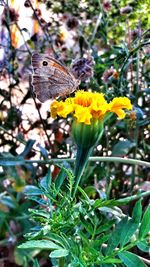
[31,52,80,102]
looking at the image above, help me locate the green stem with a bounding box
[117,190,150,204]
[72,146,93,198]
[58,257,65,267]
[1,157,150,168]
[131,50,140,190]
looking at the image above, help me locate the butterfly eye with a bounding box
[43,61,48,66]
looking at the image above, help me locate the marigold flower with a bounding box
[50,91,132,124]
[50,91,132,197]
[51,100,73,118]
[108,97,132,119]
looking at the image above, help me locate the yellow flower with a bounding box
[50,91,132,197]
[74,105,92,125]
[108,97,132,119]
[50,91,132,124]
[51,100,74,118]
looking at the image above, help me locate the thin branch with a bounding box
[0,157,150,168]
[28,0,58,58]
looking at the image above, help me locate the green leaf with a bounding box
[0,196,17,209]
[40,168,52,191]
[49,249,69,258]
[23,185,42,196]
[92,234,110,247]
[106,217,128,254]
[78,186,90,201]
[36,144,48,159]
[139,205,150,238]
[118,251,147,267]
[29,209,50,219]
[80,217,94,235]
[18,240,61,250]
[112,140,135,156]
[46,233,67,248]
[132,199,142,223]
[55,167,67,191]
[120,218,139,247]
[20,139,35,157]
[33,259,40,267]
[137,240,150,252]
[93,199,118,209]
[101,258,122,264]
[96,220,116,235]
[101,265,115,267]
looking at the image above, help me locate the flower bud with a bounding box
[120,5,133,15]
[71,56,95,81]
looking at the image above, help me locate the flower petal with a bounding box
[109,97,132,119]
[74,105,92,125]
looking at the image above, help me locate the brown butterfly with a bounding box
[31,52,80,102]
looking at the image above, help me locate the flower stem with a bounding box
[58,258,65,267]
[1,157,150,168]
[72,146,93,198]
[117,190,150,204]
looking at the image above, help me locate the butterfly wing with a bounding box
[31,53,79,102]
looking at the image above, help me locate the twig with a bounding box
[28,0,58,58]
[0,157,150,168]
[90,12,102,43]
[15,22,32,55]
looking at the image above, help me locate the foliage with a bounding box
[17,171,150,266]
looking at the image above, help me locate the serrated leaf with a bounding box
[139,205,150,239]
[118,251,147,267]
[49,249,69,258]
[18,240,61,250]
